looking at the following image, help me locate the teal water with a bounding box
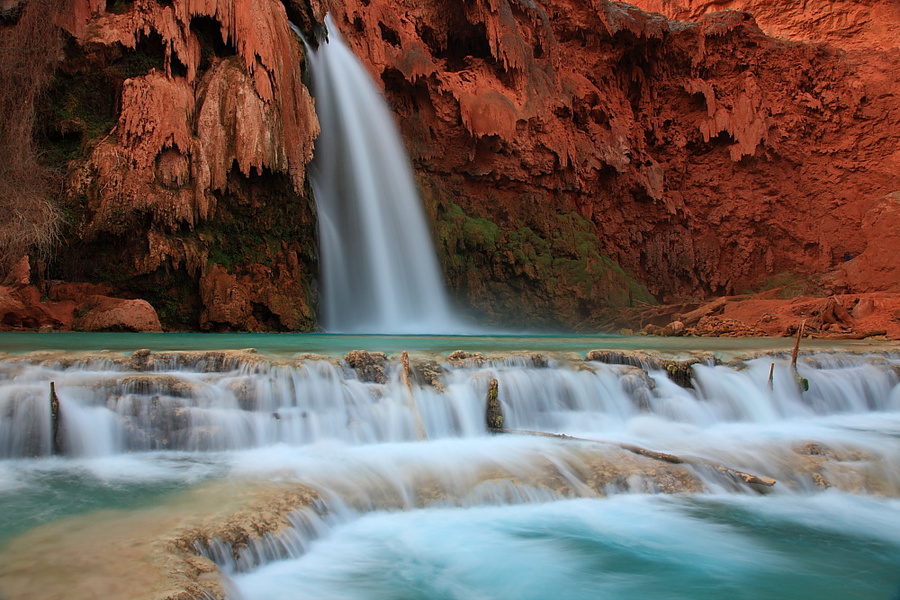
[234,494,900,600]
[0,332,893,357]
[0,454,223,546]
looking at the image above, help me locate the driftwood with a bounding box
[676,297,728,326]
[808,330,887,340]
[791,321,810,392]
[401,351,427,440]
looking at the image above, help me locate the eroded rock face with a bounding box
[32,0,322,331]
[629,0,900,49]
[329,0,900,318]
[7,0,899,331]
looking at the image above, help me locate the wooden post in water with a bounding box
[49,381,63,455]
[485,378,504,432]
[791,320,810,392]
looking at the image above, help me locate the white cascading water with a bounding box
[303,17,463,334]
[1,348,900,599]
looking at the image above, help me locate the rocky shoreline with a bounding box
[2,281,900,340]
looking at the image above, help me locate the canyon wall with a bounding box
[331,0,899,316]
[1,0,897,331]
[2,0,326,330]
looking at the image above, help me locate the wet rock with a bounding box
[411,359,445,390]
[128,348,153,371]
[446,350,485,367]
[528,353,550,368]
[614,365,656,412]
[344,350,388,384]
[585,349,714,389]
[586,350,660,370]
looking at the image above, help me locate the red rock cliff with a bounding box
[330,0,899,311]
[6,0,327,330]
[2,0,898,331]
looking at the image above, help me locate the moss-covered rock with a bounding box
[432,190,655,331]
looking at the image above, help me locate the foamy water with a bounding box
[0,345,898,599]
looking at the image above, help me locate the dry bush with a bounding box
[0,0,69,273]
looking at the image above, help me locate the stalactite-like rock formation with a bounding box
[66,0,319,232]
[18,0,325,330]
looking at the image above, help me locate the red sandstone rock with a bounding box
[714,293,900,338]
[14,0,899,330]
[628,0,900,49]
[199,265,255,331]
[199,260,315,331]
[332,0,900,306]
[0,284,166,332]
[0,285,74,330]
[64,0,318,249]
[72,295,163,332]
[1,256,30,285]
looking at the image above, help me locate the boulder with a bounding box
[73,296,162,332]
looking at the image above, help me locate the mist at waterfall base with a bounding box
[305,17,470,335]
[1,339,899,599]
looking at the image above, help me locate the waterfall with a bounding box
[303,17,463,334]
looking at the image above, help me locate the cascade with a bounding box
[303,17,464,334]
[0,344,899,598]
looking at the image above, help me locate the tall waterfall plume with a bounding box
[303,17,463,334]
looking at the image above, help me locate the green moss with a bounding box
[430,190,654,329]
[436,201,500,252]
[49,167,318,331]
[36,36,168,170]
